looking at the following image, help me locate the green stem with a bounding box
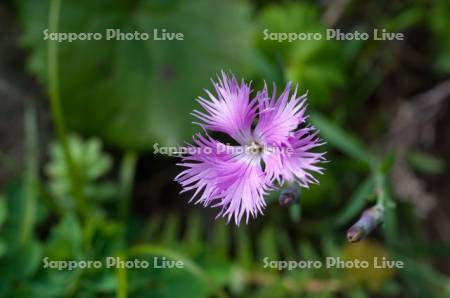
[118,152,137,221]
[116,253,128,298]
[20,104,38,245]
[373,166,397,245]
[374,169,394,210]
[374,171,386,209]
[48,0,87,218]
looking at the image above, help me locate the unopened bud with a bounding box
[279,186,300,207]
[347,205,384,243]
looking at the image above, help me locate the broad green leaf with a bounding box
[16,0,254,150]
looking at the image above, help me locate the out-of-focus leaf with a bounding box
[310,112,374,164]
[400,255,450,297]
[258,3,347,107]
[160,214,179,246]
[17,0,254,149]
[408,151,446,175]
[335,177,374,226]
[379,151,396,174]
[21,104,38,245]
[383,6,425,31]
[129,244,225,298]
[430,0,450,73]
[83,272,117,292]
[237,226,253,269]
[346,287,368,298]
[379,177,397,246]
[211,221,229,261]
[277,230,295,259]
[46,134,112,206]
[28,270,84,297]
[183,213,201,254]
[379,280,401,296]
[141,215,161,242]
[258,227,278,262]
[4,241,43,280]
[0,197,7,228]
[46,213,83,259]
[299,240,321,261]
[289,203,301,223]
[22,241,43,278]
[341,241,395,291]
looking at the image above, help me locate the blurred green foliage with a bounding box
[430,0,450,73]
[46,135,115,208]
[257,3,347,107]
[17,0,254,149]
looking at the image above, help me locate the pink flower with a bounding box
[175,72,325,225]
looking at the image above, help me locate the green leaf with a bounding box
[299,240,320,261]
[129,244,227,298]
[160,214,179,246]
[4,241,43,279]
[211,221,229,261]
[0,197,7,228]
[383,6,425,31]
[258,227,278,261]
[236,226,253,269]
[258,3,347,107]
[183,213,202,254]
[277,230,296,259]
[46,134,112,205]
[430,0,450,73]
[379,151,396,174]
[289,203,301,223]
[46,213,83,259]
[346,287,368,298]
[17,0,254,150]
[310,112,374,164]
[335,176,374,226]
[408,151,446,175]
[20,104,39,245]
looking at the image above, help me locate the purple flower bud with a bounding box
[279,186,300,207]
[347,205,384,243]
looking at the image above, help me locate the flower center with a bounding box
[247,141,264,155]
